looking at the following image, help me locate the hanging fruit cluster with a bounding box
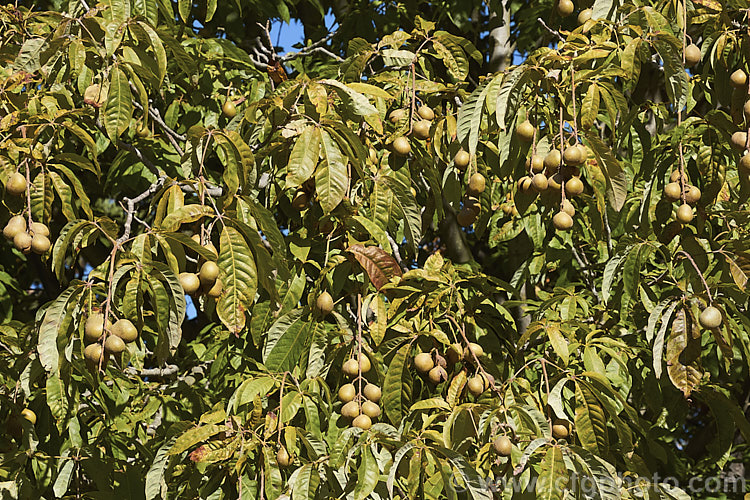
[3,169,52,255]
[179,233,222,298]
[82,312,139,371]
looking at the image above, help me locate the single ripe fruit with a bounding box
[740,153,750,172]
[222,99,237,118]
[663,182,682,201]
[136,124,150,138]
[276,446,291,467]
[31,233,51,254]
[556,0,575,17]
[454,150,471,170]
[206,278,223,298]
[199,261,220,286]
[685,185,701,204]
[544,150,562,171]
[552,419,570,439]
[467,375,486,396]
[577,8,592,24]
[84,343,105,364]
[6,172,27,196]
[179,272,201,294]
[291,190,309,211]
[565,177,584,197]
[30,222,49,237]
[516,120,535,142]
[731,131,747,150]
[699,306,722,329]
[363,383,381,402]
[467,173,486,195]
[456,207,477,227]
[463,342,484,362]
[684,44,701,67]
[361,401,381,419]
[341,401,360,418]
[529,154,545,173]
[518,176,533,193]
[446,343,462,364]
[547,174,563,191]
[563,145,585,166]
[744,100,750,120]
[392,136,411,156]
[730,69,748,89]
[531,173,548,192]
[338,383,356,403]
[676,203,694,223]
[21,408,36,425]
[342,359,359,377]
[414,352,434,373]
[352,414,372,430]
[3,215,26,240]
[464,196,481,216]
[85,313,111,343]
[417,105,435,121]
[359,355,371,373]
[561,199,575,217]
[111,319,138,343]
[104,335,126,354]
[316,291,334,315]
[13,232,32,253]
[389,109,407,123]
[493,436,512,456]
[412,120,431,140]
[428,366,448,384]
[553,211,574,231]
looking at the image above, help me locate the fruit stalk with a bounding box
[356,293,363,411]
[677,250,713,304]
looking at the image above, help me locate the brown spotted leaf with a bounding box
[347,244,403,290]
[666,309,703,397]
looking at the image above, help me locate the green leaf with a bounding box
[581,84,600,129]
[666,309,703,397]
[353,446,379,500]
[315,130,348,213]
[585,133,627,211]
[287,126,321,188]
[292,464,320,500]
[103,65,133,141]
[654,37,688,110]
[263,309,310,372]
[383,343,412,424]
[52,459,75,498]
[217,225,258,334]
[537,446,569,500]
[457,83,489,155]
[320,79,382,133]
[381,176,421,253]
[159,205,214,232]
[38,285,81,374]
[574,382,609,455]
[169,424,226,455]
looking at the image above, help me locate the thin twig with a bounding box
[677,250,713,303]
[386,233,407,272]
[116,176,166,245]
[538,18,565,44]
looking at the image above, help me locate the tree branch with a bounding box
[116,176,166,245]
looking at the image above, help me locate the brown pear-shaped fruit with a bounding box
[389,109,407,123]
[341,401,360,418]
[342,359,359,377]
[363,383,381,402]
[731,131,747,150]
[199,261,220,286]
[531,173,548,192]
[31,234,51,254]
[6,172,27,196]
[556,0,574,17]
[111,319,138,343]
[548,173,563,191]
[519,176,534,193]
[352,414,372,430]
[553,211,574,231]
[730,69,748,89]
[684,44,701,67]
[516,120,535,142]
[361,401,381,419]
[316,291,334,315]
[740,153,750,172]
[454,150,471,170]
[414,352,434,373]
[544,150,562,170]
[412,120,431,140]
[85,313,111,343]
[493,436,512,456]
[392,136,411,156]
[276,446,291,467]
[179,272,201,294]
[676,203,694,223]
[104,335,126,354]
[467,375,486,396]
[338,383,356,403]
[744,100,750,121]
[565,177,584,197]
[30,222,49,237]
[552,420,570,439]
[428,366,448,384]
[685,185,701,204]
[463,342,484,361]
[699,306,722,329]
[222,99,237,118]
[467,173,486,195]
[529,154,545,173]
[206,278,223,298]
[561,199,575,217]
[456,207,477,227]
[13,232,32,253]
[3,215,26,240]
[577,8,592,24]
[84,343,105,365]
[417,105,435,121]
[670,170,686,182]
[291,189,309,211]
[663,182,682,201]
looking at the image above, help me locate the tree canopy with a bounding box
[1,0,749,498]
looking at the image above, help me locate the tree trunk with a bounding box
[487,3,514,74]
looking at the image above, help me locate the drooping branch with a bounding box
[116,176,166,245]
